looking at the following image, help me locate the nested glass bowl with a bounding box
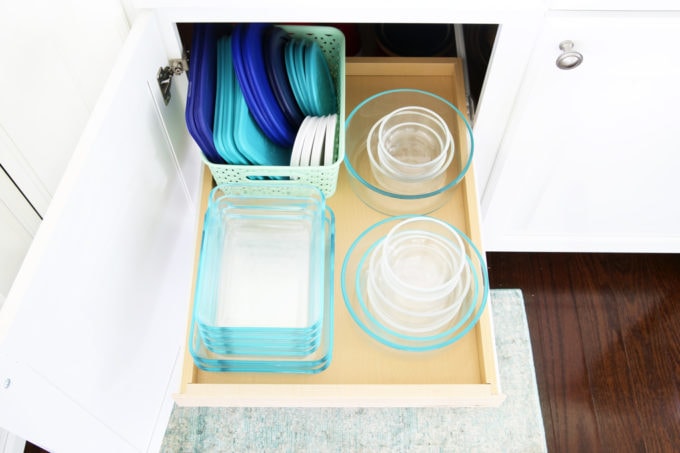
[345,89,473,215]
[365,216,470,336]
[341,215,488,352]
[376,106,452,180]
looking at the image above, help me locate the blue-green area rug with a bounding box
[161,289,546,452]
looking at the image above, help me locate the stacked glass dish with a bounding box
[189,183,335,373]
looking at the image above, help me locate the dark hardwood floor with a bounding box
[487,252,680,453]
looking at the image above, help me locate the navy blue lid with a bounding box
[186,24,224,164]
[264,26,304,130]
[232,23,296,148]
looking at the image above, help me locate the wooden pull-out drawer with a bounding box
[174,58,504,407]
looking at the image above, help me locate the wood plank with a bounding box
[603,255,680,452]
[488,253,600,452]
[566,255,646,451]
[488,252,680,453]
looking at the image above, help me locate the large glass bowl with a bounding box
[341,215,489,352]
[345,89,474,215]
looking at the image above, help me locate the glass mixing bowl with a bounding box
[345,89,473,215]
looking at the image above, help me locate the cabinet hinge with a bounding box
[157,54,189,105]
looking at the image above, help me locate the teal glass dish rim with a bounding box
[344,88,474,200]
[341,214,489,352]
[195,182,328,338]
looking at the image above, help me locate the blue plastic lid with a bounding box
[305,40,337,116]
[215,34,291,166]
[232,24,297,147]
[285,38,311,116]
[230,24,272,143]
[186,24,224,164]
[213,35,250,165]
[264,26,304,130]
[186,25,208,151]
[294,39,314,114]
[233,76,291,166]
[185,25,201,151]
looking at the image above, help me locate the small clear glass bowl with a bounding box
[377,106,453,179]
[380,217,466,299]
[365,240,472,336]
[366,118,450,195]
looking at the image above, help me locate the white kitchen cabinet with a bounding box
[0,2,543,451]
[482,12,680,252]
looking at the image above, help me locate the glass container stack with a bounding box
[190,184,335,373]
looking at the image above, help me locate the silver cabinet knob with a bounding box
[556,40,583,70]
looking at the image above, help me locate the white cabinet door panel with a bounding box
[0,170,40,308]
[483,13,680,252]
[0,13,202,452]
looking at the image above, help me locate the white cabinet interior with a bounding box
[482,12,680,252]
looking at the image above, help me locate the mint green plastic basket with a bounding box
[203,25,346,198]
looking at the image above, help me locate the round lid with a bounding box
[305,40,337,116]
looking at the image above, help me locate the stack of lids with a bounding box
[186,23,338,168]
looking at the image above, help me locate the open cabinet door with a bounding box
[0,13,204,452]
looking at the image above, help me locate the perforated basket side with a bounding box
[203,25,346,198]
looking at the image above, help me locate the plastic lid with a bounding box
[306,40,337,116]
[264,26,304,129]
[186,24,224,163]
[232,23,297,147]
